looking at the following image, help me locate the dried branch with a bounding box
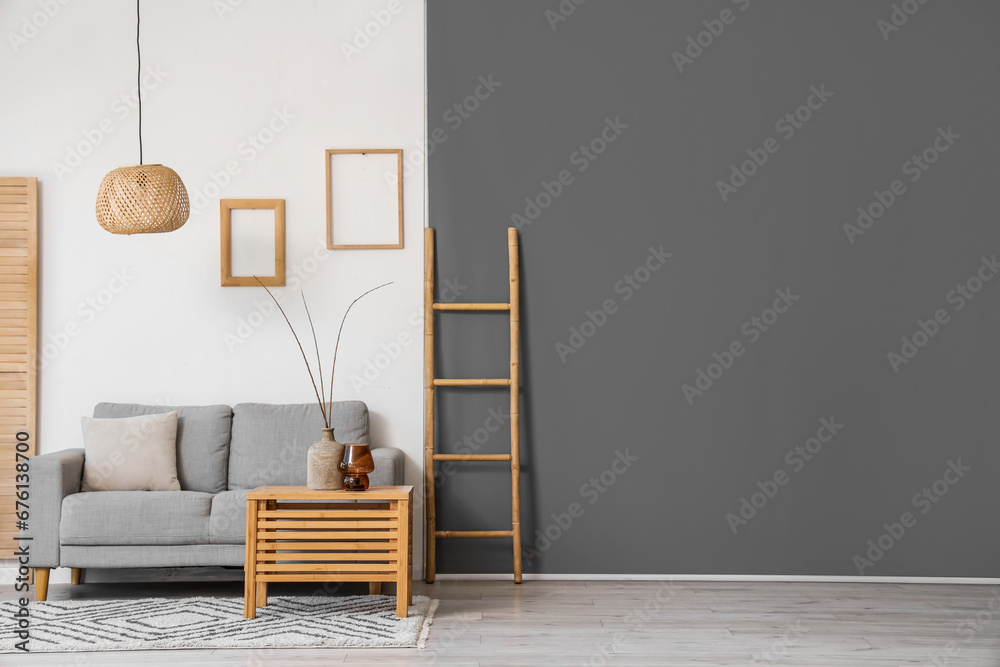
[255,278,329,428]
[301,291,328,427]
[327,282,393,420]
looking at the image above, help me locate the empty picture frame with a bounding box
[220,199,285,286]
[326,148,403,249]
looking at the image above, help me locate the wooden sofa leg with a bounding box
[71,568,83,585]
[369,582,381,595]
[34,568,49,602]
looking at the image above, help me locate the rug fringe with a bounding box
[417,598,439,649]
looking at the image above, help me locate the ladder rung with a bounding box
[433,378,511,387]
[433,302,510,311]
[435,530,514,538]
[433,454,512,462]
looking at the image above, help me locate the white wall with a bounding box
[0,0,426,570]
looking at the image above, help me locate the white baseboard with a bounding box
[432,573,1000,585]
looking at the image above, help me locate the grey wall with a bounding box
[427,0,1000,576]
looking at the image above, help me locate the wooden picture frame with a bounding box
[326,148,404,249]
[220,199,286,286]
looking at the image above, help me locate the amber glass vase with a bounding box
[339,443,375,491]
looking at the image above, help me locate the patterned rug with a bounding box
[0,595,437,652]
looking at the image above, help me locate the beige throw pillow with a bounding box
[80,411,181,492]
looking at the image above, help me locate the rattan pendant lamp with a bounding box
[95,0,189,235]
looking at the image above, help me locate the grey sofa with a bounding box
[26,401,404,601]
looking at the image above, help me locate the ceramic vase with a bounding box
[307,427,344,490]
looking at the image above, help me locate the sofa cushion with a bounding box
[94,403,233,494]
[60,491,212,546]
[209,489,247,544]
[370,447,404,487]
[228,402,369,489]
[80,412,180,492]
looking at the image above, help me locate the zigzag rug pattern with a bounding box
[1,594,437,652]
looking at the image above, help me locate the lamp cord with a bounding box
[137,0,142,165]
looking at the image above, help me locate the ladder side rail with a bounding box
[508,228,523,583]
[423,227,437,583]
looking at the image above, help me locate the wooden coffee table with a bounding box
[244,485,413,618]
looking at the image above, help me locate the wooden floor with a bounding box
[4,578,1000,665]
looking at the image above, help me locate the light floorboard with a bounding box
[1,579,998,665]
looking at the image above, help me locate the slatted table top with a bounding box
[246,485,413,500]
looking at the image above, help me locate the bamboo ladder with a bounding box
[423,226,522,583]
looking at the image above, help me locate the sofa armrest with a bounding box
[24,448,85,568]
[370,447,405,487]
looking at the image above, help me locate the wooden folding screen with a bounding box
[0,177,38,554]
